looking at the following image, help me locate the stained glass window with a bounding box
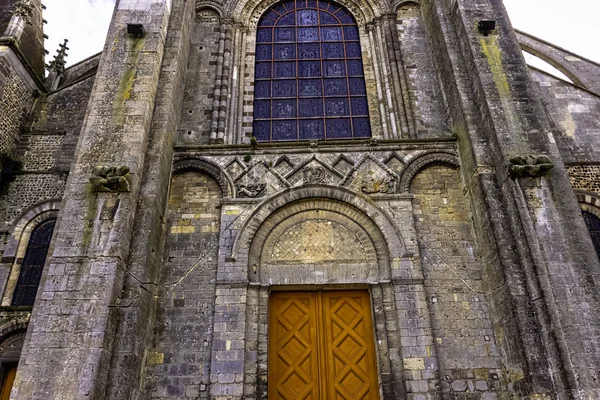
[253,0,371,141]
[582,210,600,260]
[12,219,55,306]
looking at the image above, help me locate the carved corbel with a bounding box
[508,155,554,179]
[89,165,132,192]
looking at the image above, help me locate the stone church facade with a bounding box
[0,0,600,398]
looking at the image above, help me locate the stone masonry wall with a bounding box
[529,68,600,163]
[177,10,221,145]
[411,165,509,398]
[567,165,600,194]
[0,57,33,158]
[145,171,221,399]
[396,4,449,138]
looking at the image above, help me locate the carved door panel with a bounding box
[269,291,379,399]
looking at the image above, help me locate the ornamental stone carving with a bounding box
[303,166,327,184]
[361,176,395,194]
[237,182,266,198]
[508,155,554,179]
[89,166,131,192]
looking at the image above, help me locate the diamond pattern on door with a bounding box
[269,291,379,399]
[323,292,379,399]
[270,293,320,399]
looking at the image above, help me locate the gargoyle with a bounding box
[508,155,554,179]
[90,165,131,192]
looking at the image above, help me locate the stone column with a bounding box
[12,0,172,398]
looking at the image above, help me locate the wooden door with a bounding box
[269,291,379,399]
[0,365,17,400]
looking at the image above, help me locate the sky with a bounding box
[44,0,600,78]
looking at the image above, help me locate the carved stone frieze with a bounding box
[237,182,267,198]
[303,165,327,184]
[361,176,395,194]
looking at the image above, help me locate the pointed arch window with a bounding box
[582,210,600,259]
[11,219,56,306]
[253,0,371,141]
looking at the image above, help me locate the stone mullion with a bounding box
[366,23,390,140]
[11,0,172,398]
[210,23,226,143]
[235,27,248,144]
[381,14,410,138]
[389,13,416,137]
[375,19,399,139]
[217,20,234,144]
[227,24,246,145]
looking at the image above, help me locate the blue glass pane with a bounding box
[338,15,354,24]
[298,27,319,42]
[258,17,275,27]
[323,78,347,95]
[253,0,370,142]
[322,43,344,59]
[300,119,324,139]
[299,61,321,77]
[323,60,345,76]
[253,121,271,140]
[347,60,363,76]
[274,62,296,78]
[298,79,322,96]
[299,98,323,117]
[299,43,320,59]
[352,118,371,137]
[343,26,359,40]
[257,28,272,42]
[319,11,338,24]
[325,98,348,116]
[274,44,296,59]
[273,80,296,97]
[255,63,271,79]
[282,0,294,10]
[273,99,297,118]
[351,97,368,115]
[275,27,295,41]
[273,4,287,14]
[345,42,361,58]
[321,27,342,41]
[254,100,271,118]
[326,118,351,138]
[255,81,271,98]
[273,120,297,140]
[256,45,272,61]
[348,77,366,95]
[334,8,348,18]
[278,12,295,25]
[297,10,318,25]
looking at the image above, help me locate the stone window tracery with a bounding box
[253,0,371,141]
